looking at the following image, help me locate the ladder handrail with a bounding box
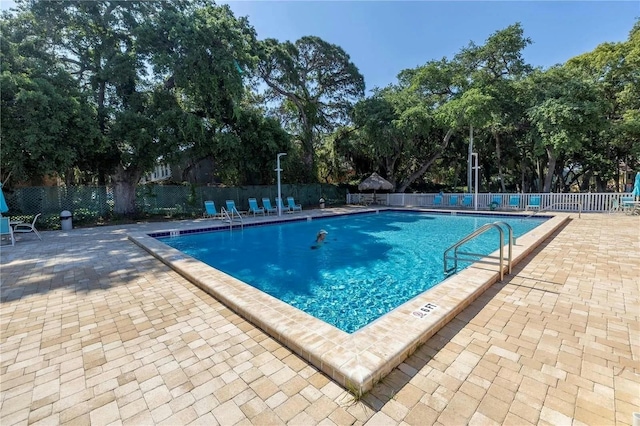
[525,201,582,218]
[220,207,244,230]
[491,221,514,274]
[443,221,513,280]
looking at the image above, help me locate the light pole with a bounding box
[472,152,479,211]
[468,125,474,193]
[276,153,287,216]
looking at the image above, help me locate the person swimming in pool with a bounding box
[311,229,328,249]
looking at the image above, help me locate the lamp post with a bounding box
[472,152,479,211]
[276,153,287,216]
[468,125,474,193]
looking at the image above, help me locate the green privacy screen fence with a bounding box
[4,183,347,229]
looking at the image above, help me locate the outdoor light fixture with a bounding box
[276,153,287,216]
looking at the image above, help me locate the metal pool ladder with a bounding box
[443,221,514,281]
[221,206,243,231]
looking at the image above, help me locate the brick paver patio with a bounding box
[1,211,638,425]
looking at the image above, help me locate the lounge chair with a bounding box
[433,195,443,207]
[526,196,541,211]
[448,195,458,207]
[275,197,291,214]
[13,213,42,240]
[225,200,244,216]
[262,198,278,215]
[609,198,620,214]
[462,195,473,208]
[621,196,637,215]
[0,217,15,246]
[490,195,502,210]
[287,197,302,212]
[203,201,220,218]
[248,198,265,216]
[508,195,521,210]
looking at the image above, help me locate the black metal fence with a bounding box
[3,183,347,229]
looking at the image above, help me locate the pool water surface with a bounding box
[160,211,546,332]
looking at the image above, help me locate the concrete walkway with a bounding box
[1,211,638,425]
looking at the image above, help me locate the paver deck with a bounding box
[1,210,638,425]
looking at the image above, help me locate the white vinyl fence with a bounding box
[347,192,633,213]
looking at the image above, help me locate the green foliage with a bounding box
[0,11,101,183]
[1,0,637,198]
[258,35,365,180]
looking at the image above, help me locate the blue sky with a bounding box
[223,1,639,92]
[3,1,638,92]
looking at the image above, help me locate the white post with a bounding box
[472,152,479,211]
[468,125,474,193]
[276,153,287,216]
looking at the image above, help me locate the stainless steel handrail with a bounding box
[492,221,514,274]
[221,207,244,230]
[443,221,514,280]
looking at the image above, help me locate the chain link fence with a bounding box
[4,183,347,230]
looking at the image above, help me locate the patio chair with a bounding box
[490,195,502,210]
[433,195,443,207]
[526,196,541,211]
[462,195,473,208]
[508,195,521,210]
[621,196,636,215]
[287,197,302,212]
[448,195,458,207]
[262,198,278,215]
[248,198,265,216]
[0,217,15,246]
[275,197,291,214]
[203,201,221,219]
[359,194,373,206]
[13,213,42,240]
[225,200,245,216]
[609,198,620,214]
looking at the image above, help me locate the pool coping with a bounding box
[128,209,570,395]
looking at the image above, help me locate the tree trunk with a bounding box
[494,131,506,192]
[520,154,526,193]
[112,165,142,216]
[397,129,454,192]
[579,170,592,192]
[542,146,556,193]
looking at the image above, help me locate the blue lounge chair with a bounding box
[433,195,443,207]
[609,198,620,214]
[287,197,302,212]
[275,197,291,214]
[248,198,265,216]
[262,198,277,215]
[225,200,244,216]
[203,201,220,218]
[448,195,458,207]
[509,195,521,210]
[462,195,473,208]
[0,217,15,246]
[526,196,541,211]
[490,195,502,210]
[620,196,636,215]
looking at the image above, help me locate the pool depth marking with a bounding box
[412,303,438,318]
[129,210,569,395]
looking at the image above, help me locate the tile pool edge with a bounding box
[128,211,569,395]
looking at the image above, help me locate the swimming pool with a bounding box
[129,208,568,394]
[159,211,546,332]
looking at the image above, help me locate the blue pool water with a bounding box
[159,212,546,333]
